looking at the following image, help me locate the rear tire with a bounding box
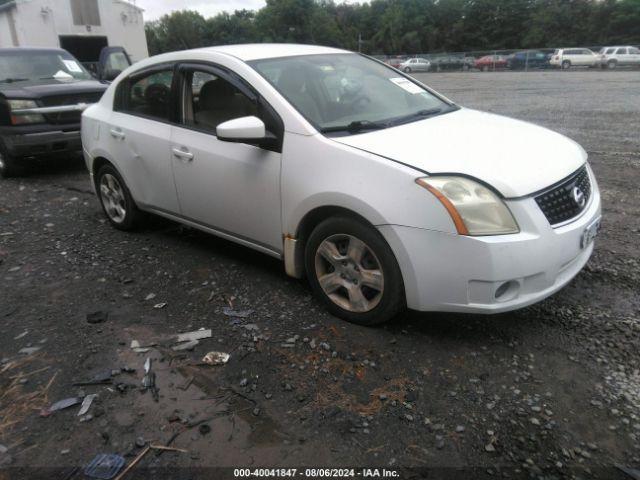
[305,216,405,326]
[95,164,142,231]
[0,141,24,178]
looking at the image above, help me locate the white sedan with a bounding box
[81,44,601,325]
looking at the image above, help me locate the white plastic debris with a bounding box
[202,351,230,366]
[175,329,212,343]
[130,340,151,353]
[172,340,199,351]
[77,394,97,416]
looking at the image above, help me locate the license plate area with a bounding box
[580,217,601,249]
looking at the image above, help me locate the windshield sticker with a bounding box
[389,77,424,94]
[53,70,74,80]
[63,60,83,73]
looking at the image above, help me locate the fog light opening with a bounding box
[494,280,520,302]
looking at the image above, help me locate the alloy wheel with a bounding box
[314,234,384,313]
[99,173,127,223]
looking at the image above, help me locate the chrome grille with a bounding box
[535,166,591,226]
[40,92,103,124]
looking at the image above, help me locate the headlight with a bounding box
[8,99,45,125]
[416,176,519,235]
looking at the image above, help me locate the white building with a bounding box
[0,0,148,62]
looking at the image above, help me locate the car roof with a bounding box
[190,43,351,61]
[0,47,68,54]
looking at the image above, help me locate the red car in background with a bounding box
[385,57,405,69]
[475,54,508,71]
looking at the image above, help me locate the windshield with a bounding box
[249,53,454,134]
[0,50,93,83]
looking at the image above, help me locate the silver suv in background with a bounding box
[598,46,640,69]
[550,48,599,69]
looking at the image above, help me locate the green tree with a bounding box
[144,0,640,56]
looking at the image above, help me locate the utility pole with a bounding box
[358,33,362,53]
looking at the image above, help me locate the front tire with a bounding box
[305,216,405,326]
[96,164,142,230]
[562,60,571,70]
[403,67,411,73]
[607,60,617,70]
[0,141,24,178]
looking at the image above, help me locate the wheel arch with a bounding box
[285,203,385,280]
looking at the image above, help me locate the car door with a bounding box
[109,64,181,213]
[99,46,132,81]
[615,48,628,65]
[169,63,284,253]
[629,47,640,66]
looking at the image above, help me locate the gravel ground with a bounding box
[0,71,639,479]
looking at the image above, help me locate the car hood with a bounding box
[0,79,108,99]
[331,108,586,197]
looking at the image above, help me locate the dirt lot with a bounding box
[1,71,639,479]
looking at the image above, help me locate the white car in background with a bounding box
[398,57,431,73]
[81,44,601,325]
[550,48,599,69]
[598,46,640,69]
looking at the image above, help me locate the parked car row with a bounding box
[386,45,640,72]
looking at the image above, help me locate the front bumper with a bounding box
[0,124,82,159]
[380,171,602,313]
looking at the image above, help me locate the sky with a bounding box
[135,0,268,21]
[135,0,363,22]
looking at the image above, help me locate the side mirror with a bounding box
[217,116,278,149]
[217,116,265,140]
[102,69,122,82]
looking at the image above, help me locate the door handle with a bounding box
[172,147,194,161]
[110,128,125,140]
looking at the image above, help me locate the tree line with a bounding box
[145,0,640,56]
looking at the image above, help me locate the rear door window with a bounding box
[116,68,175,122]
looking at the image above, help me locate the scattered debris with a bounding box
[222,307,254,318]
[144,293,156,301]
[74,370,117,386]
[84,453,125,480]
[149,445,188,453]
[77,394,97,416]
[130,340,152,354]
[141,358,159,402]
[172,340,199,351]
[177,376,193,390]
[176,329,212,343]
[41,397,82,417]
[19,347,41,355]
[202,351,230,366]
[13,331,28,340]
[86,311,108,324]
[113,445,150,480]
[153,303,167,309]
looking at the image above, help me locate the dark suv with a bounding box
[0,48,112,177]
